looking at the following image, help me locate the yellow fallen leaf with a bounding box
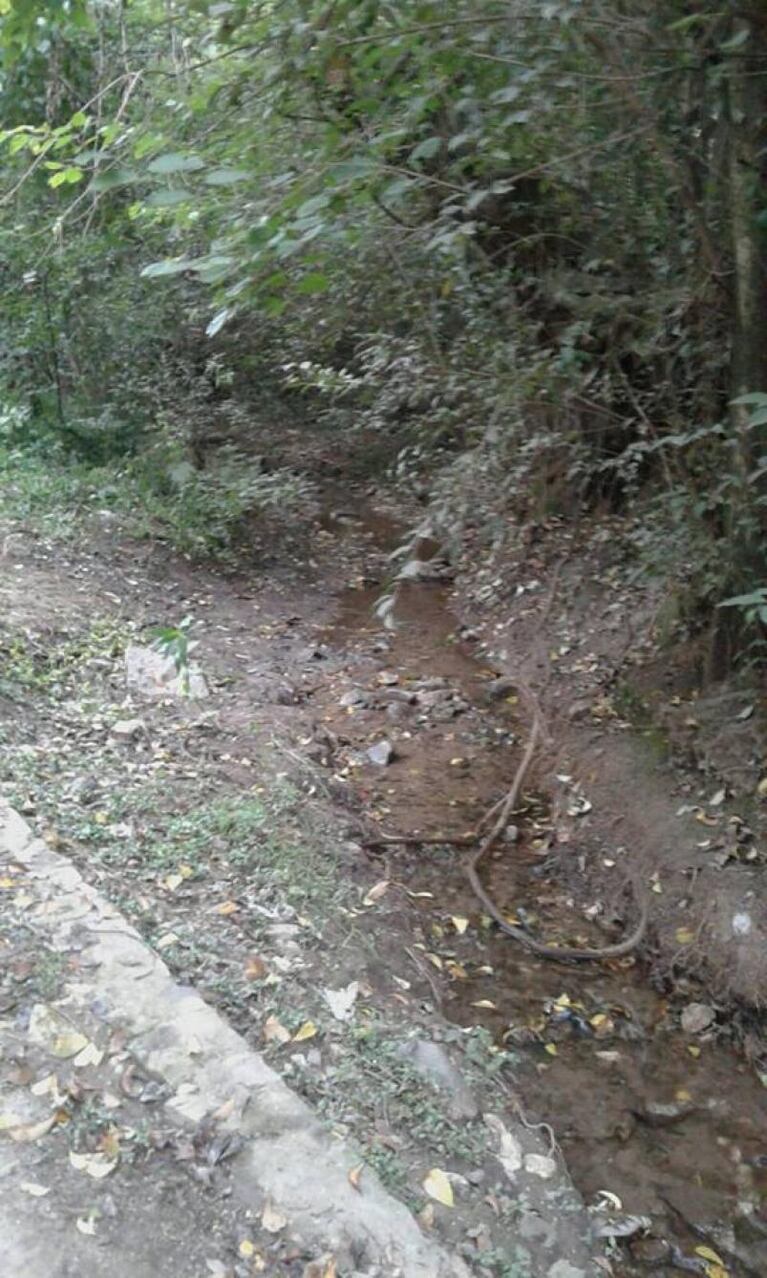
[695,1247,726,1266]
[451,916,469,935]
[52,1030,89,1059]
[179,863,194,879]
[422,1167,454,1207]
[676,927,695,944]
[688,1044,701,1058]
[293,1020,318,1041]
[215,900,239,915]
[445,961,467,979]
[590,1013,608,1028]
[758,777,767,798]
[471,1000,496,1009]
[164,873,184,892]
[238,1240,256,1259]
[348,1163,363,1192]
[261,1201,287,1232]
[264,1015,291,1044]
[675,1088,693,1102]
[544,1043,558,1056]
[426,952,443,970]
[0,876,15,889]
[363,879,390,906]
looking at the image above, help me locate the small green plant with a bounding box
[151,614,196,693]
[719,586,767,628]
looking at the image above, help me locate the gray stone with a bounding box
[680,1002,716,1034]
[483,676,517,703]
[399,1038,480,1120]
[373,688,415,705]
[340,688,369,708]
[110,718,145,740]
[366,740,395,767]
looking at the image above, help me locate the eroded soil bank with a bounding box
[1,452,766,1277]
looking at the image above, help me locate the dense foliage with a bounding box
[0,2,765,655]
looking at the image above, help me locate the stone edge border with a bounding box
[1,802,596,1278]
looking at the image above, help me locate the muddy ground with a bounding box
[1,429,766,1277]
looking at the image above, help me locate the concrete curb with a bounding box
[1,802,597,1277]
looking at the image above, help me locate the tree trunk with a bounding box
[726,6,767,438]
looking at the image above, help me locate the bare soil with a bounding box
[1,441,767,1277]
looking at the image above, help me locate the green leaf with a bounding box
[206,307,232,337]
[262,295,287,316]
[410,136,441,162]
[146,152,205,175]
[732,393,767,407]
[90,168,139,192]
[48,171,69,188]
[145,189,192,207]
[203,168,250,186]
[140,258,192,278]
[296,272,329,295]
[719,589,767,609]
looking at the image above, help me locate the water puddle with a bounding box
[315,502,767,1275]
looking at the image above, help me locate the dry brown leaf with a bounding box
[215,900,239,916]
[69,1150,118,1179]
[20,1181,50,1197]
[74,1041,105,1069]
[261,1201,287,1233]
[8,1114,57,1143]
[263,1015,291,1044]
[363,879,390,906]
[347,1163,363,1192]
[418,1202,435,1230]
[211,1097,236,1122]
[156,931,179,949]
[244,955,268,981]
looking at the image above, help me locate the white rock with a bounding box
[125,644,209,700]
[110,718,145,739]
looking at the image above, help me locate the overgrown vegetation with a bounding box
[0,2,765,662]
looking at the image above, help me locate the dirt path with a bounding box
[1,477,766,1276]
